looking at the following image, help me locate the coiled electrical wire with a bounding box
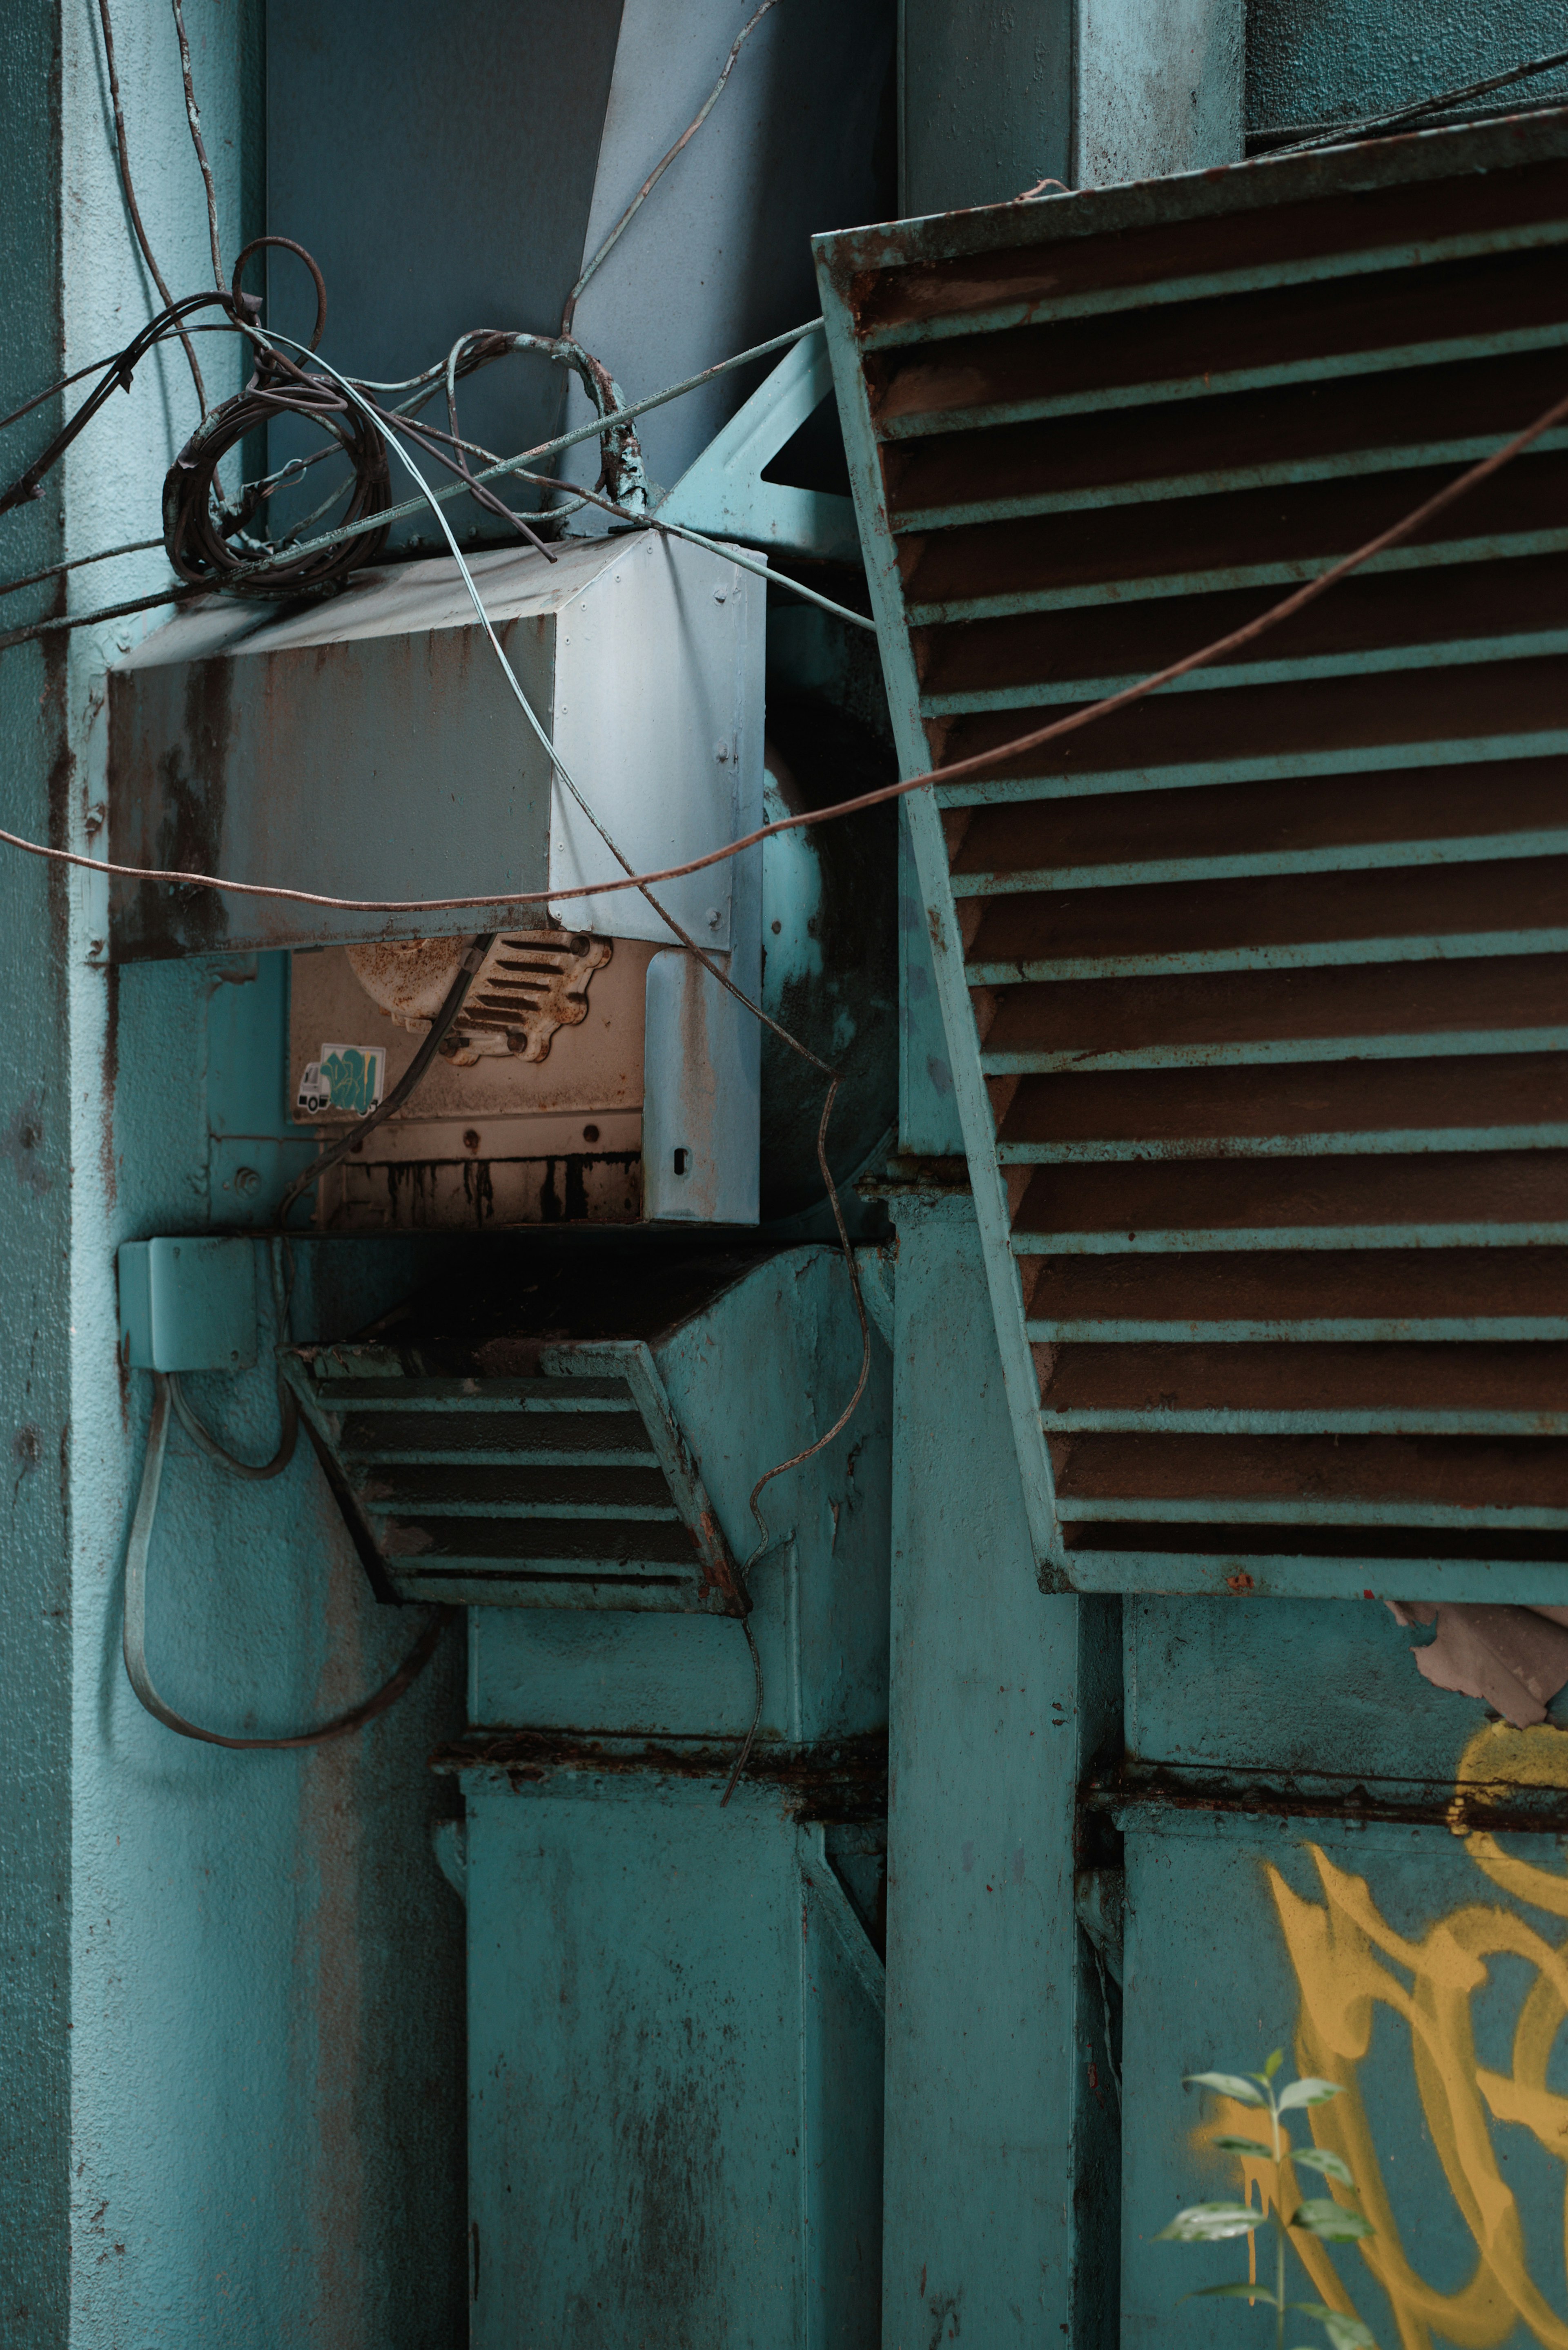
[160,235,396,598]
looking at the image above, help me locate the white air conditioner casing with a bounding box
[109,532,764,1227]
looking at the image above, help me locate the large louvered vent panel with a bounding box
[817,113,1568,1597]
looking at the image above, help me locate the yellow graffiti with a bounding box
[1228,1723,1568,2350]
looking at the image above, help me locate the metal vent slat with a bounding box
[282,1346,742,1612]
[818,110,1568,1596]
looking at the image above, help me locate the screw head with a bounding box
[233,1165,261,1196]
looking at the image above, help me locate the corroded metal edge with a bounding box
[430,1728,889,1817]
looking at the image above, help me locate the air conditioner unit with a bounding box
[108,531,763,1226]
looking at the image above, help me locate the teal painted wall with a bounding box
[1,5,467,2341]
[1248,0,1568,134]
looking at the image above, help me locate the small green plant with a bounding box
[1158,2048,1377,2350]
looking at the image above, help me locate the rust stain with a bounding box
[98,962,118,1213]
[433,1728,889,1822]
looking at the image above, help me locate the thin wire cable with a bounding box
[1088,1935,1123,2116]
[0,581,196,656]
[123,1374,454,1750]
[275,931,496,1231]
[1272,45,1568,153]
[719,1079,872,1806]
[169,0,224,290]
[95,0,207,415]
[15,362,1566,907]
[562,0,783,333]
[0,316,825,642]
[363,397,557,560]
[0,537,163,603]
[0,318,828,650]
[2,356,149,439]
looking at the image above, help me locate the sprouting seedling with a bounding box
[1157,2047,1377,2350]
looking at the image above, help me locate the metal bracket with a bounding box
[655,334,862,564]
[798,1822,886,2018]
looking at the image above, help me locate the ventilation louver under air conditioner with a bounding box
[817,109,1568,1600]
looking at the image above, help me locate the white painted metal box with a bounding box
[108,532,764,1226]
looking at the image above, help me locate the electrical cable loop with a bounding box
[437,329,648,518]
[124,1372,454,1751]
[167,1366,298,1480]
[163,244,387,598]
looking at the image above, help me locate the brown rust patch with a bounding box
[430,1728,888,1820]
[128,654,235,956]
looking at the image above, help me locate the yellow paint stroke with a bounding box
[1214,1723,1568,2350]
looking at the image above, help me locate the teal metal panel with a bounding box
[117,1236,258,1371]
[1103,1588,1568,2350]
[898,0,1072,215]
[462,1766,884,2350]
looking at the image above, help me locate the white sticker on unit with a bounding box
[296,1045,387,1118]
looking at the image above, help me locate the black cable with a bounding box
[275,931,497,1231]
[1270,44,1568,152]
[96,0,209,415]
[0,288,246,517]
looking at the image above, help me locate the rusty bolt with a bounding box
[463,1128,481,1155]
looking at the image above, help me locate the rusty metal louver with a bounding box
[816,111,1568,1599]
[281,1346,745,1612]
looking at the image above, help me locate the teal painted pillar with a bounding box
[1074,0,1244,183]
[1,5,467,2340]
[898,0,1245,213]
[880,1193,1116,2348]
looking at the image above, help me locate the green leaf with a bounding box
[1185,2072,1267,2107]
[1290,2147,1355,2188]
[1187,2283,1282,2308]
[1290,2199,1374,2243]
[1157,2202,1268,2242]
[1264,2048,1286,2079]
[1292,2303,1378,2350]
[1278,2078,1345,2112]
[1212,2136,1276,2160]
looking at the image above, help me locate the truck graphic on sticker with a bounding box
[296,1045,387,1118]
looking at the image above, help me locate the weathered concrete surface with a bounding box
[2,5,467,2341]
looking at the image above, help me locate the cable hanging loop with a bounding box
[163,244,390,598]
[123,1372,453,1751]
[441,330,649,519]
